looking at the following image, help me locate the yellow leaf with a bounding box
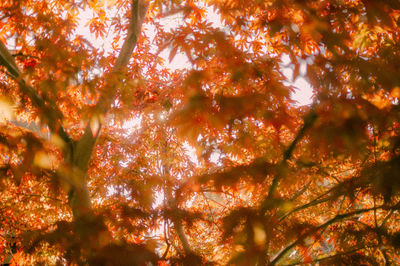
[90,114,104,137]
[391,87,400,98]
[145,239,159,251]
[50,134,65,149]
[369,94,389,109]
[0,96,15,122]
[105,0,117,8]
[363,92,390,109]
[34,150,57,169]
[234,244,245,253]
[253,223,266,246]
[281,201,294,212]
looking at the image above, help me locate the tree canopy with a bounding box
[0,0,400,264]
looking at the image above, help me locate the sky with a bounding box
[280,54,313,106]
[76,4,314,106]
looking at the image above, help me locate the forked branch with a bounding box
[73,0,149,173]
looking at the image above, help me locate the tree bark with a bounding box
[68,0,149,219]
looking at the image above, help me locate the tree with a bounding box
[0,0,399,264]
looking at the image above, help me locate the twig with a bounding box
[279,188,334,222]
[281,246,376,266]
[270,206,387,265]
[267,109,317,200]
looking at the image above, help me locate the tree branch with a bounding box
[96,0,149,114]
[279,194,333,222]
[73,0,149,176]
[114,0,148,72]
[270,206,385,265]
[267,109,317,200]
[0,41,73,146]
[281,246,376,266]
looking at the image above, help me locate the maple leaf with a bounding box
[0,0,400,265]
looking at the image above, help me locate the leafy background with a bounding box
[0,0,400,264]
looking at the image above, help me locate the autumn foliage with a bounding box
[0,0,400,265]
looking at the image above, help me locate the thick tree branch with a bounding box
[96,0,149,115]
[174,217,192,255]
[114,0,148,72]
[73,0,149,176]
[65,1,149,217]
